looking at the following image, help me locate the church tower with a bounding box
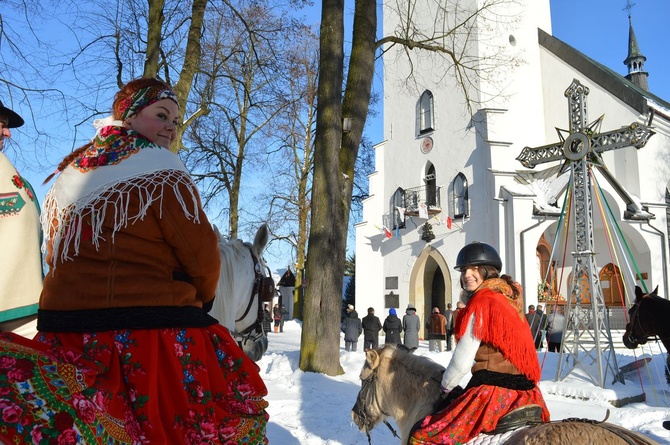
[623,16,649,91]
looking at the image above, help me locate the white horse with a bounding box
[210,223,274,362]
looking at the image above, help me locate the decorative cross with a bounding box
[516,79,655,388]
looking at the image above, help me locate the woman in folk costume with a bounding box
[410,242,549,444]
[0,78,268,444]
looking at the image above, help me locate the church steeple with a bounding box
[623,15,649,91]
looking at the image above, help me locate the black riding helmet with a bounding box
[454,242,502,272]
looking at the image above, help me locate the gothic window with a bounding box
[392,187,406,229]
[425,164,437,207]
[418,90,434,134]
[451,173,468,218]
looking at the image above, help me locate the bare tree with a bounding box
[301,0,519,375]
[255,26,320,320]
[183,1,303,239]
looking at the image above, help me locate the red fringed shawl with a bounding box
[454,286,541,383]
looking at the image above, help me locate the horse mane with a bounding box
[380,344,445,420]
[385,344,445,385]
[213,238,254,329]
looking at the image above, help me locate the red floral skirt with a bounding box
[409,384,550,445]
[0,324,268,444]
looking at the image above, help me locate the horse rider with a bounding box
[409,241,550,444]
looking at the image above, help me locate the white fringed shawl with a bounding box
[42,139,200,269]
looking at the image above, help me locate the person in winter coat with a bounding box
[279,304,288,332]
[546,306,566,353]
[341,304,362,351]
[410,242,549,445]
[427,307,447,352]
[525,305,543,350]
[383,308,402,344]
[444,303,455,351]
[403,304,421,351]
[0,100,44,339]
[273,303,282,333]
[262,303,272,335]
[361,307,383,349]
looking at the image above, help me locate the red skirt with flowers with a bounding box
[0,324,268,444]
[409,384,549,445]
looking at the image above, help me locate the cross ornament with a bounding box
[516,79,655,388]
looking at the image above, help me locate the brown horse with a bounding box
[623,286,670,382]
[351,344,660,444]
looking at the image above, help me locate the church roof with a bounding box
[538,28,670,116]
[624,16,645,64]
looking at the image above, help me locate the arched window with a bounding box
[418,90,434,134]
[392,187,406,229]
[451,173,468,219]
[425,164,437,207]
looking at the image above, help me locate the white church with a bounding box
[355,0,670,340]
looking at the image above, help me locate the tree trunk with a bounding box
[173,0,208,152]
[144,0,165,78]
[299,0,376,375]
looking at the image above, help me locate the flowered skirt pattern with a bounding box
[0,324,268,444]
[409,384,550,445]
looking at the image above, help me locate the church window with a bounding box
[418,90,434,134]
[425,164,437,207]
[392,187,405,229]
[451,173,468,218]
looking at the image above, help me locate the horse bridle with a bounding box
[230,245,275,345]
[353,366,401,444]
[625,301,650,346]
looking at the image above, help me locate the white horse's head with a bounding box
[210,223,273,361]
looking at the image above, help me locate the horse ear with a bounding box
[365,349,381,370]
[253,223,269,255]
[651,286,659,298]
[635,286,644,301]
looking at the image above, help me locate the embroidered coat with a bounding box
[0,151,42,336]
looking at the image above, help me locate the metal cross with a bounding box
[517,79,655,388]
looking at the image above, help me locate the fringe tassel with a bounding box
[455,288,541,382]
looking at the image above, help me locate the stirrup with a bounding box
[489,404,544,434]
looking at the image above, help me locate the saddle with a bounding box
[487,404,544,434]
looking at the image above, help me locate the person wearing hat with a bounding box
[410,242,550,444]
[402,303,421,351]
[0,100,43,338]
[426,306,447,352]
[382,307,402,345]
[341,304,362,351]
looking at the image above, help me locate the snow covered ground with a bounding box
[259,320,670,444]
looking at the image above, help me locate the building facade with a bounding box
[355,0,670,340]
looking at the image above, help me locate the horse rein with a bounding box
[230,245,275,345]
[354,367,401,444]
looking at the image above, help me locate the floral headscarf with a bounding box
[119,86,178,121]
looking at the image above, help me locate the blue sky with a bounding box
[550,0,668,101]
